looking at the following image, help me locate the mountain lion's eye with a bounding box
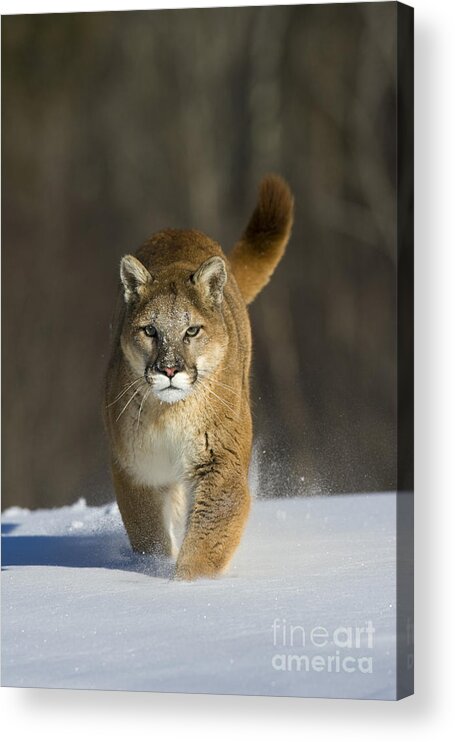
[143,325,157,337]
[185,325,201,337]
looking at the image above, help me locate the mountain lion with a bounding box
[104,175,294,580]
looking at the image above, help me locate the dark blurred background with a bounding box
[2,3,398,509]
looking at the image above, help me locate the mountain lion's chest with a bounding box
[125,420,196,488]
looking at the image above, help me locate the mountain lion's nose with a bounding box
[154,360,183,378]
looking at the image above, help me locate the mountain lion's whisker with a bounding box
[136,387,152,432]
[203,385,237,415]
[107,377,143,407]
[209,379,240,396]
[115,388,142,422]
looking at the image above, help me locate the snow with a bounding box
[1,493,397,699]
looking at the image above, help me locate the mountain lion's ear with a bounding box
[191,256,227,306]
[120,255,153,302]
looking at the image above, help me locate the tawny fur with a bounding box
[104,175,294,580]
[229,175,294,304]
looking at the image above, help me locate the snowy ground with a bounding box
[1,493,397,699]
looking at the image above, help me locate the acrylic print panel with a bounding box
[1,2,414,699]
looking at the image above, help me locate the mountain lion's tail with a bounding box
[229,175,294,305]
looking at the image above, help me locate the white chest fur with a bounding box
[124,419,193,489]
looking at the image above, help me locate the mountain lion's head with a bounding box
[119,232,228,404]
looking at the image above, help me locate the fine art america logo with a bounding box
[271,618,375,675]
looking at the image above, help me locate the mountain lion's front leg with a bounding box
[113,463,175,557]
[175,463,251,580]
